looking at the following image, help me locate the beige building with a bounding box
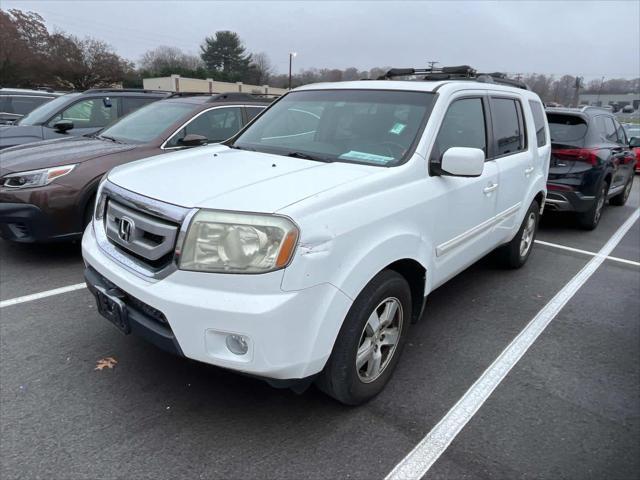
[142,74,287,95]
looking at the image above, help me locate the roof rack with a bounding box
[206,92,280,102]
[377,65,529,90]
[82,88,171,95]
[167,92,214,98]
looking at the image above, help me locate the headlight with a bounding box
[179,210,299,273]
[1,164,77,189]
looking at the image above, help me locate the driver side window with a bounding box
[48,98,116,129]
[166,107,242,147]
[430,98,486,163]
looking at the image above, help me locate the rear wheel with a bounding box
[610,176,633,206]
[316,270,411,405]
[495,200,539,269]
[576,181,608,230]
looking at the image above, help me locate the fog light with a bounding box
[225,334,249,355]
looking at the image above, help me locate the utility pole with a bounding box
[573,76,583,107]
[427,60,439,70]
[288,52,297,90]
[596,76,605,106]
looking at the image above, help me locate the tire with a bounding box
[610,176,633,206]
[495,200,540,269]
[576,181,608,230]
[316,270,412,405]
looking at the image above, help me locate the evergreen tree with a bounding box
[200,31,251,82]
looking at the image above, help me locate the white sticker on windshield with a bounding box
[339,150,394,164]
[389,122,406,135]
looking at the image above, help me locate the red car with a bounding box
[627,127,640,172]
[625,125,640,173]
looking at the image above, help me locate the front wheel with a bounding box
[610,176,633,206]
[495,200,540,269]
[316,270,411,405]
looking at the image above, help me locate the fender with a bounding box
[282,228,431,300]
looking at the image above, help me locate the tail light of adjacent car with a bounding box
[551,148,601,166]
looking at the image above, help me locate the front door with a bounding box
[427,95,499,287]
[43,97,119,140]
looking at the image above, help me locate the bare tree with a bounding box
[249,52,274,85]
[51,35,134,89]
[139,45,203,74]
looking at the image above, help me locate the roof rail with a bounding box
[377,65,530,90]
[167,92,215,98]
[206,92,281,102]
[82,88,171,95]
[580,105,611,113]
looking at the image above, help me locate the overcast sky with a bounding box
[3,0,639,80]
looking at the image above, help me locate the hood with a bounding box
[108,146,376,213]
[0,124,46,149]
[0,136,137,175]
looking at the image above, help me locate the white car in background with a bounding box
[82,67,549,405]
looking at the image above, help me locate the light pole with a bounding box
[288,52,297,90]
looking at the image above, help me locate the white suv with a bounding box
[82,69,550,405]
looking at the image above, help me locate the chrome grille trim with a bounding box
[94,180,198,280]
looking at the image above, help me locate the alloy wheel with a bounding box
[519,212,537,258]
[356,297,404,383]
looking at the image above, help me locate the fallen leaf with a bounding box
[95,357,118,371]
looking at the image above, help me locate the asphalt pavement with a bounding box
[1,179,638,480]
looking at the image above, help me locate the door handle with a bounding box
[483,182,499,194]
[524,166,535,175]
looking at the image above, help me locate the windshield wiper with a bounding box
[286,151,333,163]
[99,134,121,143]
[228,144,255,151]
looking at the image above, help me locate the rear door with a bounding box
[488,95,531,241]
[611,118,634,187]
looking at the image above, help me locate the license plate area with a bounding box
[95,286,130,334]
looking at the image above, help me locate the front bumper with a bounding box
[0,202,57,242]
[82,224,353,380]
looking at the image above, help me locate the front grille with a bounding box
[96,181,193,279]
[104,199,180,271]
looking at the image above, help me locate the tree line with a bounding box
[1,8,638,106]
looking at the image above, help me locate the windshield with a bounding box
[17,93,81,126]
[547,113,588,143]
[100,101,193,143]
[232,89,435,166]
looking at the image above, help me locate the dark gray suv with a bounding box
[0,88,170,149]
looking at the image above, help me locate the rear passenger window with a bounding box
[246,106,264,121]
[613,120,627,145]
[602,117,618,143]
[430,98,486,162]
[528,100,547,147]
[122,97,156,116]
[490,98,525,156]
[9,96,51,115]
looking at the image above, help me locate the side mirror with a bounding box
[178,134,208,147]
[440,147,485,177]
[53,120,74,133]
[629,137,640,148]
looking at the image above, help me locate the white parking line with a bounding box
[535,240,640,267]
[0,283,86,309]
[385,208,640,480]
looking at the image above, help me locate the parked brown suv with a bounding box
[0,93,272,242]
